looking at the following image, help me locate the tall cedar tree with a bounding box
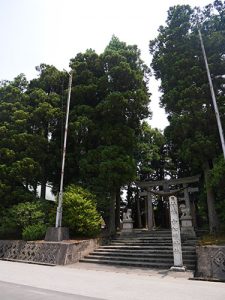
[68,37,150,233]
[149,1,225,232]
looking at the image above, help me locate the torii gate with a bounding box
[135,175,200,231]
[136,175,200,271]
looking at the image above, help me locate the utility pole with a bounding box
[198,28,225,159]
[55,71,73,227]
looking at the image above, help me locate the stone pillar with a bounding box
[147,189,153,231]
[169,196,186,271]
[183,184,191,211]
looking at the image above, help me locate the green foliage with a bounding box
[0,200,50,239]
[209,156,225,223]
[136,121,167,181]
[62,185,101,237]
[0,37,151,234]
[66,37,151,232]
[209,156,225,188]
[22,223,47,241]
[150,1,225,168]
[10,201,45,228]
[0,211,19,239]
[149,1,225,231]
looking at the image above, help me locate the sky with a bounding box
[0,0,211,130]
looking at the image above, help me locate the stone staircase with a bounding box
[80,230,197,270]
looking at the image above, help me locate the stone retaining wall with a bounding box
[0,238,103,265]
[196,245,225,281]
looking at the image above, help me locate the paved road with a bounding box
[0,281,103,300]
[0,261,224,300]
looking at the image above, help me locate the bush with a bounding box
[22,223,47,241]
[10,201,45,228]
[62,185,101,237]
[0,207,20,239]
[0,200,49,239]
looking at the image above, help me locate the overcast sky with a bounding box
[0,0,211,129]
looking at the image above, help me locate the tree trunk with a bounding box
[115,188,121,230]
[144,198,148,228]
[136,189,142,228]
[109,189,116,234]
[25,180,29,191]
[203,160,219,233]
[33,181,38,196]
[40,175,46,199]
[127,184,132,207]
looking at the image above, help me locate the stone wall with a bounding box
[0,238,103,265]
[196,245,225,281]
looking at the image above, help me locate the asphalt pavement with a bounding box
[0,281,103,300]
[0,260,224,300]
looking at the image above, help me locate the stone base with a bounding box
[45,227,69,242]
[122,220,134,232]
[170,266,187,272]
[180,216,196,238]
[181,218,192,227]
[196,245,225,281]
[181,226,196,238]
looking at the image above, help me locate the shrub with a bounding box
[62,185,101,237]
[0,207,20,239]
[0,219,19,239]
[0,200,48,239]
[10,201,45,228]
[22,223,47,241]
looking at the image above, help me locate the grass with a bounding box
[198,233,225,246]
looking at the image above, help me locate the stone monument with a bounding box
[169,196,186,271]
[122,209,134,232]
[180,204,196,238]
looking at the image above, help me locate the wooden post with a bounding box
[136,190,142,228]
[147,189,153,231]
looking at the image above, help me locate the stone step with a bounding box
[135,231,172,234]
[100,245,195,251]
[79,230,197,271]
[114,237,197,242]
[112,239,173,243]
[111,242,174,246]
[80,258,195,270]
[80,258,172,268]
[86,254,195,264]
[116,236,172,240]
[183,240,197,245]
[92,251,196,259]
[86,255,173,263]
[135,231,172,233]
[111,241,196,246]
[117,232,172,237]
[118,233,172,238]
[95,249,196,255]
